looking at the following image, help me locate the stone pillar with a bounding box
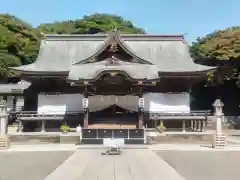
[202,120,206,132]
[0,100,8,136]
[41,120,46,132]
[197,120,201,132]
[83,87,89,129]
[212,99,224,135]
[138,88,144,129]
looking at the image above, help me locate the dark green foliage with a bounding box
[38,14,145,34]
[190,27,240,60]
[190,27,240,85]
[0,14,41,80]
[0,13,145,81]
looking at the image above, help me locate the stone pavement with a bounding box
[157,151,240,180]
[2,143,240,152]
[45,149,186,180]
[149,143,240,151]
[0,151,73,180]
[1,144,240,179]
[1,144,78,152]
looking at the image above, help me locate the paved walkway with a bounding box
[3,143,240,152]
[149,143,240,151]
[45,149,186,180]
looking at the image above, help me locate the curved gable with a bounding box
[75,31,153,65]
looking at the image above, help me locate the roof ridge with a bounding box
[42,33,184,41]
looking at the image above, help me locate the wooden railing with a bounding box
[15,111,84,121]
[149,110,211,120]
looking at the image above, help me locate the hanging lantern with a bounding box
[138,98,144,108]
[82,98,89,108]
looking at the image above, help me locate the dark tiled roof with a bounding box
[11,33,216,79]
[68,60,159,81]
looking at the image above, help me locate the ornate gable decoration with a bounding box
[108,41,118,53]
[105,56,120,66]
[79,29,152,65]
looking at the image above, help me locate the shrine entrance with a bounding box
[80,71,145,129]
[89,104,138,129]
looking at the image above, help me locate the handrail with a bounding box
[148,110,211,116]
[13,110,211,119]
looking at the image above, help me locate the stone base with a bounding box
[60,134,80,144]
[148,134,213,144]
[0,135,10,149]
[10,135,60,144]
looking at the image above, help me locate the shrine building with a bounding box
[8,30,216,134]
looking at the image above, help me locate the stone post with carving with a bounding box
[213,99,224,135]
[0,100,8,136]
[0,100,10,149]
[212,99,226,148]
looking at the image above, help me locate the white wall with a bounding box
[37,94,84,114]
[143,93,190,113]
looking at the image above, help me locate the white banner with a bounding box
[37,94,84,115]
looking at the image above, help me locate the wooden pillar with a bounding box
[83,86,89,129]
[13,96,17,112]
[138,87,144,129]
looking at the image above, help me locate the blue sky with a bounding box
[0,0,239,42]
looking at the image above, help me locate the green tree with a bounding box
[0,13,145,81]
[39,13,145,34]
[190,27,240,60]
[190,27,240,84]
[0,14,41,81]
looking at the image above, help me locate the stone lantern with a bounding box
[212,99,224,135]
[0,100,8,136]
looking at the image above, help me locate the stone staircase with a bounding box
[0,136,10,149]
[212,134,227,148]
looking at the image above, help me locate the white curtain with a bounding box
[115,95,138,112]
[88,95,112,112]
[143,93,190,113]
[37,93,190,114]
[89,95,138,112]
[37,94,84,115]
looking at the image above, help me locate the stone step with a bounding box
[0,136,10,149]
[212,135,227,148]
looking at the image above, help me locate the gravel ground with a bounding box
[0,151,73,180]
[156,151,240,180]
